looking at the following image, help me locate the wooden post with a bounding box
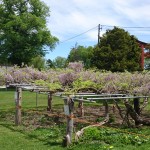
[63,96,74,147]
[78,98,84,117]
[15,87,22,125]
[36,91,38,108]
[47,92,52,112]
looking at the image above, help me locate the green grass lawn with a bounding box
[0,89,65,150]
[0,89,150,150]
[0,123,56,150]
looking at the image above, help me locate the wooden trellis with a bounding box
[3,83,150,146]
[61,93,149,146]
[6,84,54,125]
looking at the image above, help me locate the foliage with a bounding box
[46,59,55,68]
[53,56,67,68]
[67,44,94,69]
[0,67,6,85]
[72,77,97,92]
[35,79,62,91]
[4,66,49,83]
[77,127,150,149]
[1,65,150,96]
[29,55,46,70]
[58,71,77,86]
[91,27,141,72]
[0,0,58,66]
[68,62,84,72]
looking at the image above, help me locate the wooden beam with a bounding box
[87,96,149,101]
[15,87,22,125]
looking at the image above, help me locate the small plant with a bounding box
[108,114,115,123]
[96,117,105,122]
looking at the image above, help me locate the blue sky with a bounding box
[42,0,150,61]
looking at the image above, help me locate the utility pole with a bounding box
[98,24,102,45]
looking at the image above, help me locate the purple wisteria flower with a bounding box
[68,62,84,72]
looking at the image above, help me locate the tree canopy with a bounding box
[67,44,93,69]
[29,55,45,70]
[91,27,142,72]
[53,56,67,68]
[0,0,58,65]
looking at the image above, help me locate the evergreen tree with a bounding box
[91,27,141,72]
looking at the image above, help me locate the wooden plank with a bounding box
[71,93,126,97]
[74,92,96,95]
[22,86,48,90]
[87,96,149,101]
[0,85,6,89]
[73,98,96,103]
[9,83,32,87]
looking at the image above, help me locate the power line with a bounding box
[59,24,150,44]
[60,25,97,43]
[121,26,150,29]
[102,24,150,29]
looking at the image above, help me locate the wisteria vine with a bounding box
[0,62,150,95]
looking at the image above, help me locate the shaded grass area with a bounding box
[0,123,58,150]
[0,89,150,150]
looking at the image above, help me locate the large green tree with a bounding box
[91,27,141,72]
[67,44,93,69]
[0,0,58,65]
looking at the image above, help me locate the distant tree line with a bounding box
[66,27,147,72]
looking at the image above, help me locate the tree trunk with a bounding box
[124,99,150,126]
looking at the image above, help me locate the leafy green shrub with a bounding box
[78,127,149,148]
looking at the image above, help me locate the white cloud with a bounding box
[41,0,150,60]
[43,0,150,43]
